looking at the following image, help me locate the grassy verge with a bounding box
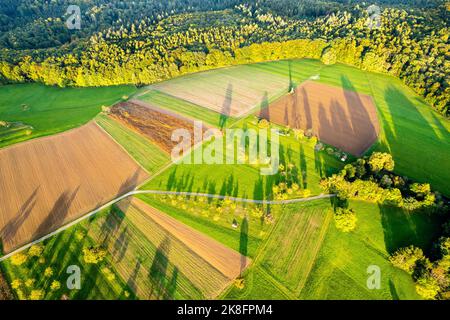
[96,114,170,174]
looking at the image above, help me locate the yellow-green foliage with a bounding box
[415,277,440,300]
[11,253,27,266]
[368,152,395,173]
[389,246,424,274]
[83,246,107,264]
[28,244,44,257]
[334,208,357,232]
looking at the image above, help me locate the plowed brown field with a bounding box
[0,122,148,253]
[257,81,380,156]
[110,100,206,154]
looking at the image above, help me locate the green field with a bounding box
[0,83,136,148]
[141,118,344,199]
[137,59,449,195]
[224,199,443,300]
[96,114,170,174]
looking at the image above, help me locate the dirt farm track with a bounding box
[0,122,148,253]
[258,81,380,156]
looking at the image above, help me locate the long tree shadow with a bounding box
[299,144,308,189]
[239,217,249,275]
[100,206,125,246]
[33,187,80,239]
[258,92,270,121]
[166,267,179,300]
[127,260,142,295]
[219,83,233,129]
[0,187,39,248]
[340,75,378,155]
[379,204,444,255]
[149,236,171,299]
[116,168,144,198]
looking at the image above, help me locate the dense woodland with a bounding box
[0,0,448,116]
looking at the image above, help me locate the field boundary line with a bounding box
[93,118,154,176]
[0,192,335,262]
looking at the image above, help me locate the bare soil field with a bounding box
[151,65,289,117]
[257,81,380,156]
[110,101,205,154]
[0,122,148,253]
[115,198,250,298]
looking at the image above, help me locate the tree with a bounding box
[11,253,27,266]
[415,276,440,300]
[83,246,107,264]
[50,280,61,291]
[28,244,44,257]
[29,289,44,300]
[389,246,424,274]
[321,47,337,65]
[334,208,357,232]
[368,152,395,173]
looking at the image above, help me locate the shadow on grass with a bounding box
[379,204,444,256]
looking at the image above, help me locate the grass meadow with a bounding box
[0,83,136,148]
[224,199,443,300]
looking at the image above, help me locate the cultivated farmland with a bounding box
[150,64,290,117]
[109,100,205,154]
[0,122,148,253]
[113,197,250,299]
[258,81,380,156]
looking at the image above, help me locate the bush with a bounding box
[11,253,28,266]
[83,246,107,264]
[334,208,357,232]
[28,244,44,257]
[50,281,61,291]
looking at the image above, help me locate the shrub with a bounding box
[50,281,61,291]
[29,289,44,300]
[334,208,357,232]
[44,267,54,278]
[368,152,395,173]
[28,244,44,257]
[11,253,28,266]
[83,246,107,264]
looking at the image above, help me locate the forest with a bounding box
[0,0,448,116]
